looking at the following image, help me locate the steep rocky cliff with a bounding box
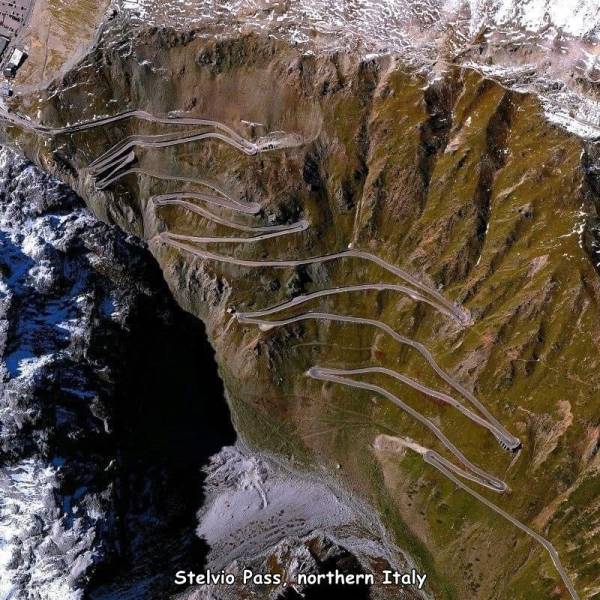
[0,146,235,598]
[4,8,600,599]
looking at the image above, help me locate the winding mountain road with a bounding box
[93,150,137,189]
[88,128,228,172]
[308,366,508,493]
[157,233,472,326]
[102,169,263,214]
[234,310,520,452]
[428,454,579,600]
[90,130,261,182]
[0,104,577,598]
[152,196,281,228]
[162,223,308,245]
[373,435,579,600]
[1,108,258,147]
[234,282,463,329]
[302,364,515,448]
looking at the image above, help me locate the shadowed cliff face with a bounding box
[5,15,600,599]
[0,146,236,598]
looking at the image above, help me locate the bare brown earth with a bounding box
[13,0,110,92]
[4,18,600,600]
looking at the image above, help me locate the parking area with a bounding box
[0,0,33,85]
[0,1,32,38]
[0,1,33,43]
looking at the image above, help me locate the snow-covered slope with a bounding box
[0,147,233,599]
[114,0,600,138]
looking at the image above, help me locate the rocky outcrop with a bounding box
[0,146,236,598]
[182,445,422,600]
[0,145,392,600]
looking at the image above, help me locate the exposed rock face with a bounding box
[0,146,389,600]
[4,7,600,599]
[0,146,236,598]
[183,445,422,600]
